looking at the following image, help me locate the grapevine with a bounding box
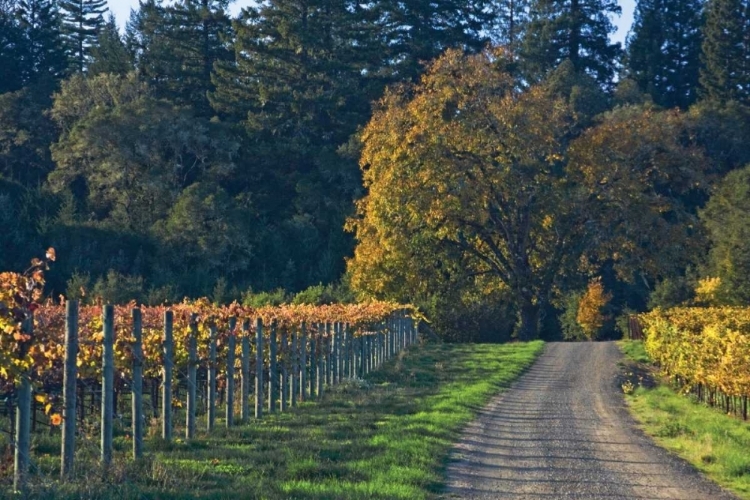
[640,307,750,401]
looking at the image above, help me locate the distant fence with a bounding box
[3,303,417,493]
[628,315,644,341]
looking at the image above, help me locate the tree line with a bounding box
[1,0,749,339]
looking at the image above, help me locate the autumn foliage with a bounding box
[640,307,750,398]
[576,279,612,340]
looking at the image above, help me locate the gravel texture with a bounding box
[444,342,738,500]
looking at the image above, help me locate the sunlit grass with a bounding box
[5,341,543,499]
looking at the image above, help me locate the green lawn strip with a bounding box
[617,340,750,499]
[9,341,543,499]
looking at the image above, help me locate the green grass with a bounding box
[3,341,543,500]
[618,340,750,499]
[617,339,650,364]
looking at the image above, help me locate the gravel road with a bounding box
[444,342,738,500]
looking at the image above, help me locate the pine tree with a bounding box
[210,0,380,286]
[16,0,68,87]
[126,0,232,115]
[700,0,750,105]
[89,14,132,75]
[163,0,232,114]
[521,0,622,87]
[211,0,375,135]
[0,0,25,93]
[60,0,107,73]
[492,0,530,57]
[626,0,704,109]
[375,0,494,81]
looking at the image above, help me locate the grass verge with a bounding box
[3,341,543,500]
[618,340,750,499]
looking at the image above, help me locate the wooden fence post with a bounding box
[226,317,237,427]
[241,320,251,421]
[324,322,331,386]
[207,324,217,431]
[291,328,298,407]
[101,305,114,467]
[255,318,264,419]
[61,301,78,478]
[300,322,308,401]
[131,307,144,459]
[162,310,174,441]
[309,327,316,399]
[13,316,33,493]
[268,321,277,413]
[186,314,198,439]
[280,329,288,412]
[332,322,339,385]
[317,324,325,398]
[343,324,350,379]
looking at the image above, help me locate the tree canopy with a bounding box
[349,49,707,340]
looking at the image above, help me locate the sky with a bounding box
[108,0,637,46]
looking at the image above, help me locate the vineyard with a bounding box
[639,307,750,421]
[0,252,418,494]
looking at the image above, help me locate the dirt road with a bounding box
[444,342,737,499]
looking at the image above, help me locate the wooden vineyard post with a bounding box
[308,326,316,399]
[360,335,365,376]
[280,329,288,412]
[291,327,298,407]
[226,317,237,427]
[207,324,217,431]
[379,327,385,367]
[339,323,346,379]
[324,323,331,386]
[268,321,277,413]
[300,322,308,401]
[317,324,325,398]
[162,310,174,441]
[369,334,374,372]
[389,317,395,358]
[331,322,338,385]
[131,307,144,459]
[61,301,78,478]
[241,320,251,421]
[255,318,264,419]
[340,322,347,381]
[400,313,405,349]
[186,314,198,439]
[360,335,366,377]
[343,324,351,379]
[14,316,33,493]
[101,305,114,468]
[368,333,373,373]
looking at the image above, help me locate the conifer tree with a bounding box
[126,0,232,115]
[493,0,530,57]
[521,0,622,87]
[0,0,25,93]
[374,0,494,81]
[60,0,107,72]
[700,0,750,105]
[16,0,68,87]
[89,14,132,75]
[626,0,704,109]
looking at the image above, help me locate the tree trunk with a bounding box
[517,299,540,341]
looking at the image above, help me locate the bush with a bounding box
[242,288,288,307]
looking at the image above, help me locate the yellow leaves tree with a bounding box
[349,49,706,341]
[349,48,587,340]
[576,278,612,340]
